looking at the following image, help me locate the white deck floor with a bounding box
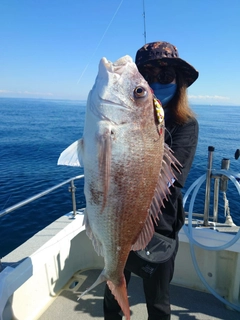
[2,214,240,320]
[39,269,240,320]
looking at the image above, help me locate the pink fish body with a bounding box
[58,55,179,319]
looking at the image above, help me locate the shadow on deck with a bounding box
[39,269,239,320]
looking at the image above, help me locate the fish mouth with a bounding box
[88,55,150,124]
[96,55,147,109]
[100,56,134,75]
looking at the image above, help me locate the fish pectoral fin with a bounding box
[107,277,130,320]
[98,131,112,211]
[132,214,155,251]
[57,139,84,167]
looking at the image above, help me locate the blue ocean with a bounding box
[1,98,240,258]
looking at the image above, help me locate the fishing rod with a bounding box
[143,0,147,44]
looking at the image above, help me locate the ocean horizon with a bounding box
[1,97,240,258]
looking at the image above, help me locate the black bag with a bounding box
[125,232,176,279]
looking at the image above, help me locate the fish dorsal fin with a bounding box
[149,143,181,224]
[57,139,84,167]
[131,213,155,250]
[132,143,181,250]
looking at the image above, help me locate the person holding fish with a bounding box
[103,41,199,320]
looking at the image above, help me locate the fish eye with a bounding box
[134,86,147,98]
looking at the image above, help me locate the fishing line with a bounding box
[1,0,126,229]
[165,127,173,148]
[1,195,12,211]
[77,0,124,84]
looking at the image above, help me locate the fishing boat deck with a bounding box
[37,217,240,320]
[185,219,240,235]
[1,214,240,320]
[38,268,239,320]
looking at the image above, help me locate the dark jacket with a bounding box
[155,117,199,238]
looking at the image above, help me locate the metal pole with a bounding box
[69,180,77,217]
[213,178,219,222]
[203,146,214,226]
[0,175,84,218]
[220,158,230,192]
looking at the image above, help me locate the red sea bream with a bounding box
[58,55,180,319]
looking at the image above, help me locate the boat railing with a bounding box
[185,146,240,226]
[0,175,84,219]
[1,147,240,226]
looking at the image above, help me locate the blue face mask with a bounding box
[150,83,177,107]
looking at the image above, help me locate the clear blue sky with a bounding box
[1,0,240,105]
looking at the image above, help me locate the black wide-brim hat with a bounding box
[135,41,199,87]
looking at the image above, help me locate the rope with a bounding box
[222,191,230,217]
[223,191,236,226]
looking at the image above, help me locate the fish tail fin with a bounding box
[107,276,130,320]
[77,270,106,300]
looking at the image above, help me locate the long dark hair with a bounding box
[166,70,196,125]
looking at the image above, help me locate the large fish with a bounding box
[58,55,179,319]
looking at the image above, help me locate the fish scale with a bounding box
[58,55,180,319]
